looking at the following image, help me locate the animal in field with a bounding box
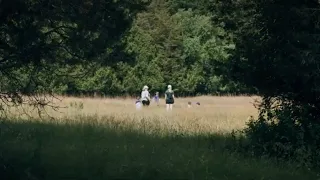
[187,101,200,108]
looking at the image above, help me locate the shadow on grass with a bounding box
[0,117,317,180]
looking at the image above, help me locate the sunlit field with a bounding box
[7,96,259,133]
[1,96,318,180]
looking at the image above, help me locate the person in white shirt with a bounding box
[141,85,150,106]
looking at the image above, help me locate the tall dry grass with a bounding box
[7,96,259,134]
[2,95,318,180]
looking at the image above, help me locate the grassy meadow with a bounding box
[1,96,318,179]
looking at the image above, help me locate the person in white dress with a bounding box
[141,85,150,106]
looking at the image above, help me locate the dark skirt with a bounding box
[142,100,150,106]
[166,99,174,104]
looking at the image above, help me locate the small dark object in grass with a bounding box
[196,102,200,105]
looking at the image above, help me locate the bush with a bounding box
[238,97,320,168]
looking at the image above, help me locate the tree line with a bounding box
[0,0,253,97]
[2,0,320,168]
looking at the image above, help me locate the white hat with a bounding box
[143,85,149,90]
[168,85,172,89]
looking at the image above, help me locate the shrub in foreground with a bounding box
[235,98,320,169]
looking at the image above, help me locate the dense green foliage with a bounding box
[0,0,250,97]
[2,0,320,169]
[0,0,148,103]
[168,0,320,168]
[234,0,320,168]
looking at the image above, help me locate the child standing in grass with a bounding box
[153,92,160,106]
[135,96,142,110]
